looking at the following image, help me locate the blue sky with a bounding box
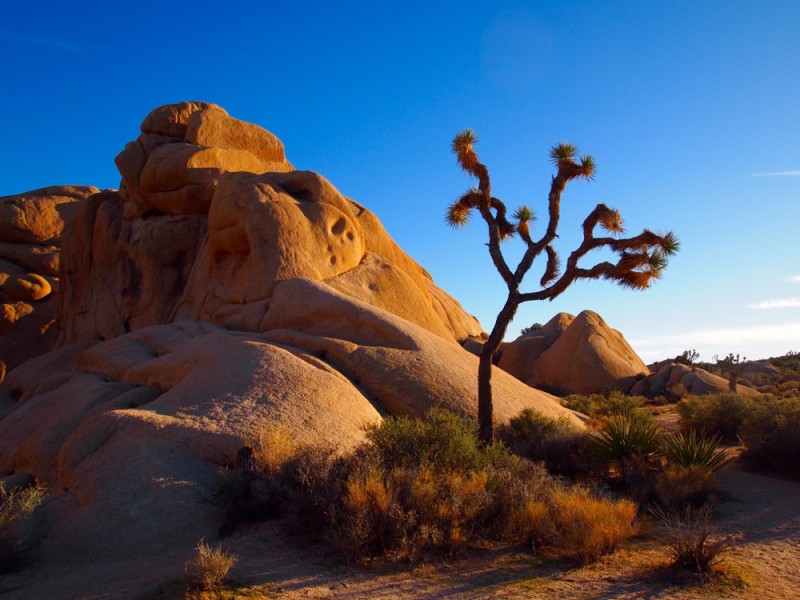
[2,1,799,362]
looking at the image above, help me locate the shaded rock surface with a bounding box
[499,311,649,395]
[0,186,98,369]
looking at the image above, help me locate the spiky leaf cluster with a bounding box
[550,143,595,181]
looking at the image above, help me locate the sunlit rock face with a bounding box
[59,101,483,346]
[0,103,584,565]
[630,361,761,398]
[499,310,650,395]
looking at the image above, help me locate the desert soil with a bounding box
[2,455,799,600]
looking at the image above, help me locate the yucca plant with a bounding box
[661,430,730,472]
[446,131,679,442]
[595,414,663,484]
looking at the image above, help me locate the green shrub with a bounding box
[497,408,595,476]
[676,393,756,442]
[739,396,800,476]
[562,391,649,420]
[364,408,508,472]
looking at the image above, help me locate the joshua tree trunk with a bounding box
[477,295,520,443]
[728,370,738,393]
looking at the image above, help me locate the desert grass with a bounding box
[0,481,46,570]
[253,425,296,475]
[536,488,638,563]
[185,538,238,597]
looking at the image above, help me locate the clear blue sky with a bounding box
[2,1,799,362]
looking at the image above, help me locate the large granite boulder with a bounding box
[115,102,293,218]
[59,103,482,346]
[499,310,649,395]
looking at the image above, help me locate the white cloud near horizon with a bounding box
[630,321,800,362]
[788,276,800,283]
[749,170,800,177]
[747,298,800,309]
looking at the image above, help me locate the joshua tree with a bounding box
[715,353,745,392]
[677,349,701,366]
[447,131,679,443]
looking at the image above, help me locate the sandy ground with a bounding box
[2,455,799,600]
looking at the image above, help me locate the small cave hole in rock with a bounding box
[331,218,347,235]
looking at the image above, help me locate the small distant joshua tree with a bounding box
[447,131,679,443]
[677,349,701,366]
[715,353,746,392]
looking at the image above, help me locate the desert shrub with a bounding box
[0,482,45,571]
[654,466,718,510]
[537,487,638,563]
[676,393,756,442]
[287,409,641,564]
[400,466,489,552]
[562,391,649,420]
[364,408,508,472]
[653,504,735,573]
[477,455,557,540]
[739,396,800,476]
[497,408,595,476]
[185,538,238,595]
[594,414,662,487]
[334,464,405,559]
[283,444,344,533]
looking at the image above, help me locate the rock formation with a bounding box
[0,185,99,370]
[59,102,482,347]
[0,102,582,567]
[631,361,761,398]
[498,310,650,395]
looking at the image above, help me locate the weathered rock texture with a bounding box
[498,310,650,395]
[59,102,482,346]
[631,361,761,398]
[0,103,582,566]
[0,186,99,369]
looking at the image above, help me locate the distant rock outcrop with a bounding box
[0,185,99,369]
[0,103,582,564]
[631,361,761,398]
[498,310,649,395]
